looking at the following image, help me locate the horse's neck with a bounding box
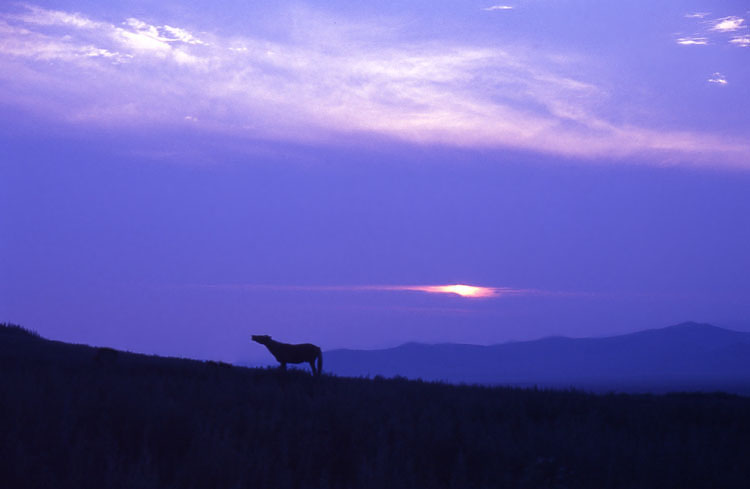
[266,339,285,354]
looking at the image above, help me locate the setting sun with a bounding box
[411,284,499,298]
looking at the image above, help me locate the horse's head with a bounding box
[252,334,272,345]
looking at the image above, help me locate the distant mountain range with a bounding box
[323,322,750,393]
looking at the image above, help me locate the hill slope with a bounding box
[3,322,750,489]
[324,322,750,392]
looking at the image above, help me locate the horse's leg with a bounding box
[308,360,316,376]
[280,362,287,371]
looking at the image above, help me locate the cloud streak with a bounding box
[483,5,514,11]
[199,283,535,299]
[676,37,708,45]
[710,16,746,32]
[0,5,748,166]
[708,72,728,85]
[683,12,750,48]
[378,285,513,298]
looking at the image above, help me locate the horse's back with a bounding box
[281,342,320,363]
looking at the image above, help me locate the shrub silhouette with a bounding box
[0,322,41,339]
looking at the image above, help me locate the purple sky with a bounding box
[1,1,749,363]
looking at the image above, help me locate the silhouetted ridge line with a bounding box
[324,322,750,393]
[0,322,42,339]
[2,322,750,488]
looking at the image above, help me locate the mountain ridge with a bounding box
[323,322,750,393]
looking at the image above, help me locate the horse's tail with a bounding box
[316,348,323,376]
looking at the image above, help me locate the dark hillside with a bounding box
[2,323,750,489]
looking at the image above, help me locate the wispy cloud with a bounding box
[8,4,103,29]
[0,5,748,166]
[676,37,708,45]
[483,5,514,11]
[198,283,534,299]
[683,12,749,47]
[730,35,750,47]
[382,285,511,298]
[708,72,728,85]
[710,16,746,32]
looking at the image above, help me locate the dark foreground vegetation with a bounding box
[2,323,750,489]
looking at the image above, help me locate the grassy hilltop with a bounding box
[2,323,750,489]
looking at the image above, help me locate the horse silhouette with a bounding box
[252,335,322,376]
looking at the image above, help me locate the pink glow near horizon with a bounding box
[396,284,503,298]
[200,283,528,299]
